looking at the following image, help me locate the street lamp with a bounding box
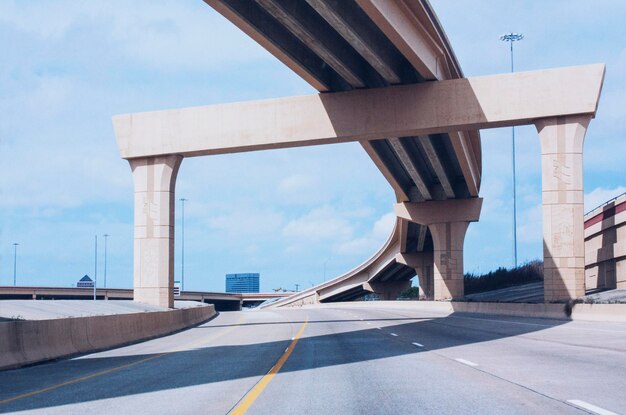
[179,198,188,292]
[500,32,524,268]
[103,234,109,288]
[12,243,19,286]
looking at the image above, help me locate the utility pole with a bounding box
[94,235,98,301]
[103,234,109,288]
[12,243,19,286]
[500,32,524,268]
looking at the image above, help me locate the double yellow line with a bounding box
[230,319,309,415]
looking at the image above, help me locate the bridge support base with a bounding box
[429,221,470,300]
[363,280,411,300]
[396,252,434,300]
[395,198,482,300]
[129,155,182,308]
[536,115,590,302]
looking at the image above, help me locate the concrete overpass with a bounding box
[113,0,604,308]
[0,287,290,311]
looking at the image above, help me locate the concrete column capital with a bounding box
[394,198,482,225]
[534,115,591,155]
[395,252,433,269]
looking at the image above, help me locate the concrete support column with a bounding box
[395,198,482,301]
[428,221,470,300]
[396,252,434,300]
[535,115,590,302]
[129,155,183,308]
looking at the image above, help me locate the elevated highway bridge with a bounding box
[112,0,604,308]
[0,287,290,311]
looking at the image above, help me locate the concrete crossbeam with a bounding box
[394,198,483,225]
[113,64,604,160]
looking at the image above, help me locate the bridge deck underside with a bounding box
[201,0,490,304]
[207,0,481,264]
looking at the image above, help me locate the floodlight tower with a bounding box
[500,33,524,267]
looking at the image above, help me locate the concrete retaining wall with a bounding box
[0,303,216,370]
[304,300,626,322]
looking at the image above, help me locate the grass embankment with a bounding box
[464,260,543,295]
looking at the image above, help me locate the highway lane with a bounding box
[1,304,625,414]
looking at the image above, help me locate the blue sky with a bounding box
[0,0,624,292]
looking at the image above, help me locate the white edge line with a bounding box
[412,342,424,347]
[455,358,478,367]
[567,400,619,415]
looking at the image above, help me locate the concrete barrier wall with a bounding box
[0,304,216,371]
[303,300,626,322]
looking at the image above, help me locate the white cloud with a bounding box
[282,206,353,241]
[334,211,394,256]
[585,186,626,212]
[0,1,270,71]
[373,212,396,239]
[517,203,543,244]
[207,208,284,237]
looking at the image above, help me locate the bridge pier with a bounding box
[129,155,182,308]
[395,199,482,300]
[535,115,591,302]
[395,252,434,300]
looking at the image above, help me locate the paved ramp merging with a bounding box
[1,305,625,414]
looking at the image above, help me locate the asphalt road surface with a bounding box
[1,304,625,414]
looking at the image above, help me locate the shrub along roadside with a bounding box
[464,260,543,295]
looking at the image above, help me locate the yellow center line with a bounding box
[0,314,246,406]
[0,353,167,405]
[230,319,309,415]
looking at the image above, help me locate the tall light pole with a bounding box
[12,243,19,286]
[179,198,188,292]
[103,234,109,289]
[500,32,523,268]
[94,235,98,301]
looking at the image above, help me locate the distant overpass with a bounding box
[0,287,291,311]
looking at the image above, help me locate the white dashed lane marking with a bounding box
[390,333,398,337]
[455,358,478,367]
[412,342,424,348]
[567,400,619,415]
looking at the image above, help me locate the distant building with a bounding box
[77,275,94,288]
[225,273,260,293]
